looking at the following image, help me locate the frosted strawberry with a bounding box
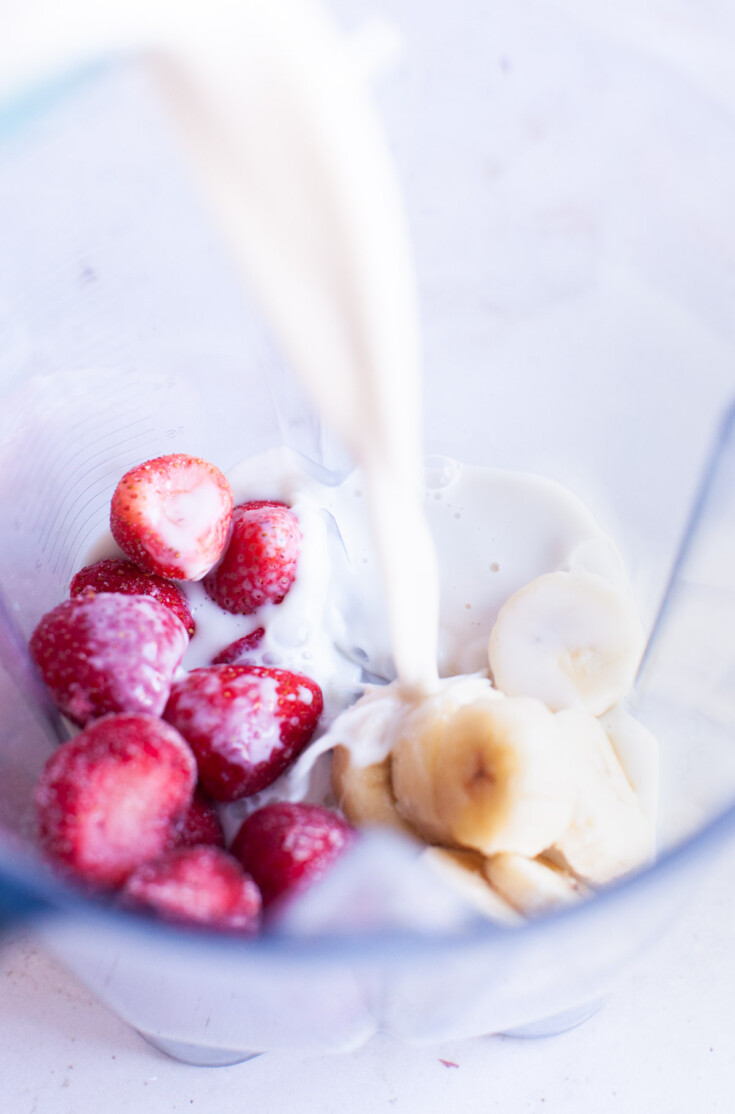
[204,501,301,615]
[170,787,225,849]
[164,665,323,802]
[211,627,265,665]
[71,558,195,636]
[122,846,261,932]
[231,802,356,908]
[34,714,196,889]
[110,454,233,581]
[30,594,188,727]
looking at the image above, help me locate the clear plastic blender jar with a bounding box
[1,0,735,1063]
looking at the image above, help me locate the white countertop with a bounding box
[2,838,734,1113]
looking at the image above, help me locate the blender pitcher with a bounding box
[1,0,735,1063]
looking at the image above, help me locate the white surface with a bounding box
[2,841,735,1112]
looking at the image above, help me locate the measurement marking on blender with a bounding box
[38,424,159,557]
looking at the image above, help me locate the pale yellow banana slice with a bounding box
[392,694,575,857]
[488,570,645,716]
[551,708,654,885]
[483,852,590,917]
[600,704,659,827]
[421,847,522,925]
[330,745,417,837]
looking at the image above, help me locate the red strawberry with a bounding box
[164,665,323,802]
[211,627,265,665]
[204,501,301,615]
[231,802,356,908]
[170,787,225,849]
[110,454,233,581]
[34,713,196,888]
[30,594,188,727]
[71,558,195,637]
[122,846,261,932]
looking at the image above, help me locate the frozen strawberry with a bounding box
[231,802,356,908]
[34,713,196,889]
[170,787,225,849]
[122,846,261,932]
[204,501,301,615]
[164,665,323,802]
[71,558,195,637]
[110,454,233,581]
[30,594,188,727]
[211,627,265,665]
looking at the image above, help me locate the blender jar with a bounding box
[1,0,735,1062]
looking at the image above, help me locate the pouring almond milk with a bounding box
[11,0,658,921]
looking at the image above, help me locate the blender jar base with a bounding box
[138,1032,263,1067]
[135,996,610,1063]
[499,994,609,1039]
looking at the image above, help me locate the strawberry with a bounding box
[30,593,188,727]
[163,665,323,802]
[70,558,195,637]
[211,627,265,665]
[231,802,356,908]
[34,713,196,889]
[204,501,301,615]
[110,454,233,581]
[170,787,225,849]
[122,846,261,932]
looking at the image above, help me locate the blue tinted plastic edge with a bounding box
[0,871,49,926]
[0,58,114,144]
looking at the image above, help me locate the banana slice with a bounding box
[331,745,416,837]
[391,694,575,857]
[600,704,659,827]
[488,570,645,716]
[421,847,522,925]
[483,852,590,918]
[551,708,654,885]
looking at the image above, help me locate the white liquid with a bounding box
[157,450,656,843]
[327,459,631,683]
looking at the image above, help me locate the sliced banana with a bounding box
[488,570,645,716]
[420,847,522,925]
[392,693,575,858]
[358,678,498,845]
[483,852,590,918]
[330,745,417,837]
[551,708,654,885]
[600,704,659,828]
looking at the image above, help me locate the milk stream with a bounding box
[146,2,442,695]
